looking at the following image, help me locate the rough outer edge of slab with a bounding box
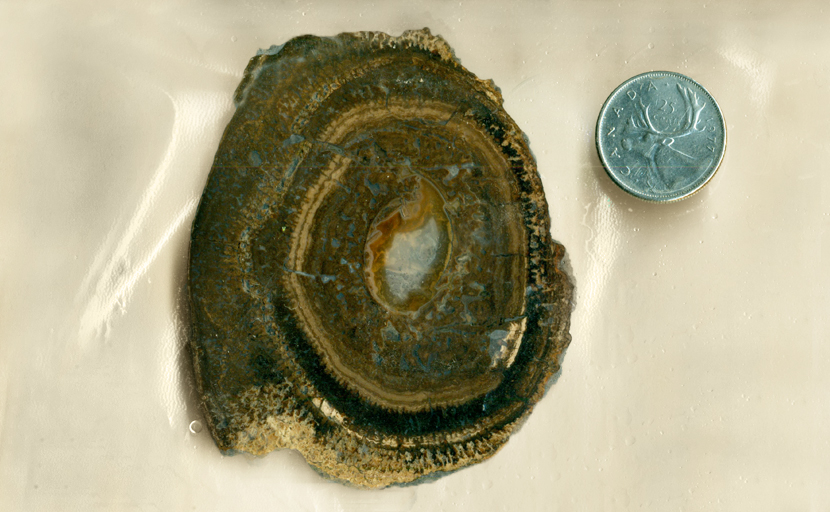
[188,28,574,488]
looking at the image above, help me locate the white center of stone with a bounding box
[383,217,440,301]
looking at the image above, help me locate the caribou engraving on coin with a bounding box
[596,71,726,202]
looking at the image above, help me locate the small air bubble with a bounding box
[189,420,203,434]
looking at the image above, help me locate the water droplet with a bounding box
[189,420,203,434]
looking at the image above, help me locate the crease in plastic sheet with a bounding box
[75,90,225,345]
[718,42,774,110]
[158,319,187,428]
[580,196,622,324]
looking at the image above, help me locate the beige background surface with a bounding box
[2,0,829,510]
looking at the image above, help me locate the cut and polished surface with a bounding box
[188,28,573,488]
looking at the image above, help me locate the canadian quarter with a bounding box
[596,71,726,202]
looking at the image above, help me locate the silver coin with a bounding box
[596,71,726,202]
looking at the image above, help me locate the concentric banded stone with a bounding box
[189,28,573,487]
